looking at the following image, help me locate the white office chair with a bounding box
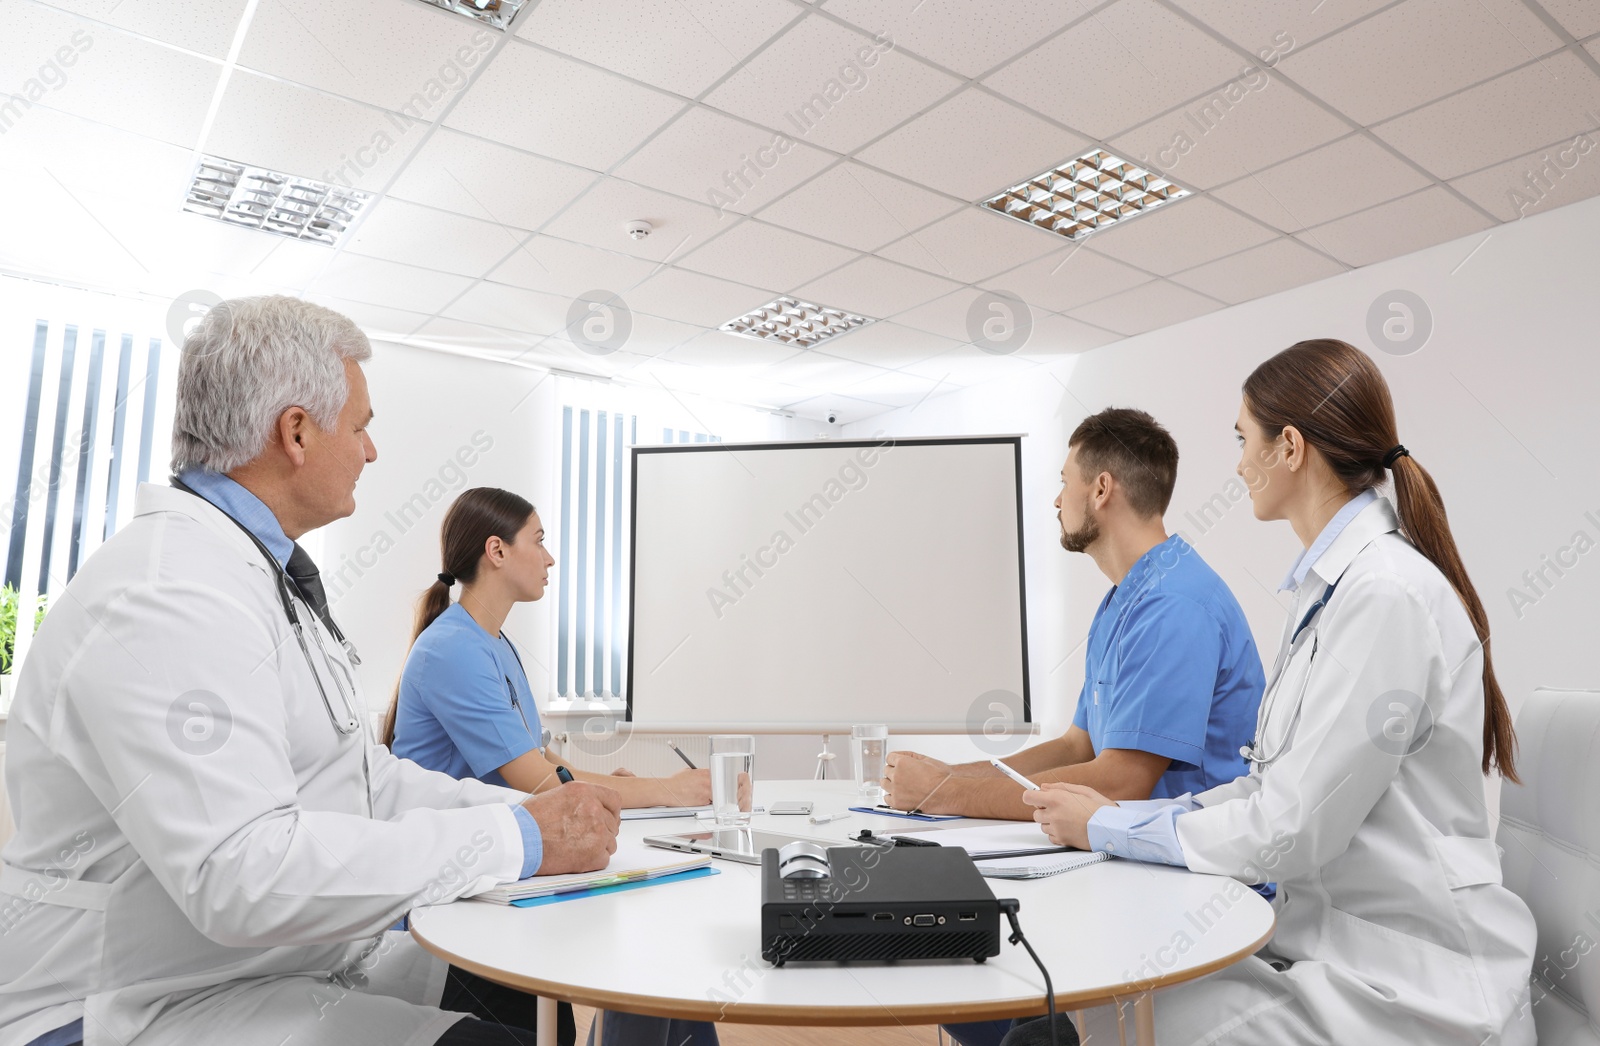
[1497,686,1600,1045]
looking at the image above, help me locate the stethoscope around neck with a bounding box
[172,478,364,737]
[1239,576,1342,768]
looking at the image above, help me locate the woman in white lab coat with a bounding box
[1018,339,1537,1045]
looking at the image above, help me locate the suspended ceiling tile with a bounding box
[804,319,962,369]
[440,278,570,334]
[1079,195,1276,277]
[889,286,1001,342]
[1109,72,1350,190]
[611,105,836,218]
[1276,0,1562,126]
[1371,52,1600,180]
[1292,186,1493,268]
[980,244,1153,314]
[823,0,1085,79]
[1209,134,1432,232]
[704,13,960,153]
[841,367,952,409]
[345,198,524,278]
[675,220,859,290]
[1066,279,1223,337]
[1450,134,1600,221]
[303,293,431,338]
[753,161,962,253]
[855,88,1089,201]
[984,0,1245,140]
[238,0,491,114]
[1013,312,1120,359]
[515,0,798,97]
[876,207,1060,284]
[485,235,663,299]
[665,329,802,370]
[444,40,685,171]
[206,71,414,191]
[34,0,249,59]
[624,267,776,328]
[384,128,599,231]
[793,255,962,320]
[1169,237,1346,305]
[1166,0,1393,53]
[538,177,725,263]
[408,315,537,355]
[0,103,193,208]
[895,342,1037,388]
[1542,0,1600,39]
[309,253,477,315]
[0,4,220,147]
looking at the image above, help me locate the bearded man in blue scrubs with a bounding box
[884,407,1264,822]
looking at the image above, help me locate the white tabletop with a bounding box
[410,780,1274,1027]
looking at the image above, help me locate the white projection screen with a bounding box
[626,436,1030,732]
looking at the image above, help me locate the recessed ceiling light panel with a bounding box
[720,297,871,349]
[982,149,1191,241]
[182,155,373,246]
[414,0,525,30]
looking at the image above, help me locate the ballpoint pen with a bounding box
[668,742,697,769]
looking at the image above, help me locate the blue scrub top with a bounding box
[1072,535,1264,798]
[393,603,543,787]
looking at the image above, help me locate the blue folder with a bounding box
[848,806,964,822]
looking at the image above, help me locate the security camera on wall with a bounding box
[826,409,839,425]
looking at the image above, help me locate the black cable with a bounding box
[998,899,1060,1046]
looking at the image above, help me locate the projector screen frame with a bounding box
[623,435,1033,732]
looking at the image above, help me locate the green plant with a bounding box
[0,584,48,676]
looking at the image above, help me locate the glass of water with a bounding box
[851,724,889,801]
[711,751,754,826]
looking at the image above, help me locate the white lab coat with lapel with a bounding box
[0,484,532,1046]
[1081,497,1537,1045]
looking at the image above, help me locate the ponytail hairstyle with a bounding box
[1242,339,1517,782]
[380,486,538,747]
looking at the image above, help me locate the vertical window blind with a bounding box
[3,319,165,650]
[554,407,727,701]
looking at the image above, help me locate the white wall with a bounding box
[318,342,561,714]
[847,194,1600,777]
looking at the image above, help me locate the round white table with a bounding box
[411,780,1274,1046]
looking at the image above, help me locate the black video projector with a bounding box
[760,841,1004,966]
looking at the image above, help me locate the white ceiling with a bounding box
[2,0,1598,423]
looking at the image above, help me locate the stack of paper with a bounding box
[976,851,1111,879]
[891,823,1069,858]
[473,842,711,904]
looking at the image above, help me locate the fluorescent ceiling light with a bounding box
[414,0,525,29]
[182,155,372,246]
[982,149,1190,241]
[720,297,872,349]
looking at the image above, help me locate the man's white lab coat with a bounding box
[0,484,529,1046]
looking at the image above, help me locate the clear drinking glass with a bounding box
[851,723,889,801]
[711,751,754,826]
[708,735,755,785]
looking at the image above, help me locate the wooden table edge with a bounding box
[411,911,1277,1025]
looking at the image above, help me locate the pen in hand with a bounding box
[990,758,1040,790]
[668,742,697,769]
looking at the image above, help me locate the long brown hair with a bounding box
[1243,339,1517,781]
[380,486,537,747]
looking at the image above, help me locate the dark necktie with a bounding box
[285,542,330,623]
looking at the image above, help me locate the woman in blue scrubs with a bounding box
[384,486,717,1046]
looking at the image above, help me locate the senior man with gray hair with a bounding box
[0,296,618,1046]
